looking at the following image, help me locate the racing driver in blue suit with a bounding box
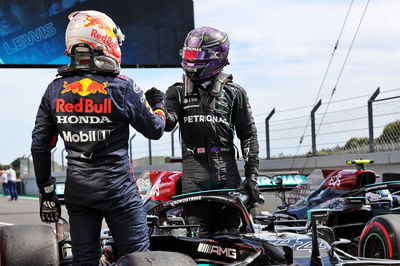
[31,11,166,265]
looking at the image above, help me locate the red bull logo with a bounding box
[84,15,116,38]
[61,78,108,96]
[56,98,112,114]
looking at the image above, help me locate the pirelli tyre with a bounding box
[116,251,197,266]
[358,214,400,259]
[0,224,59,266]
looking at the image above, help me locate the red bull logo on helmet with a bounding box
[84,15,116,38]
[61,78,108,96]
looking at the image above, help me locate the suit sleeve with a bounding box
[232,87,259,177]
[124,80,165,140]
[31,86,58,192]
[165,84,182,132]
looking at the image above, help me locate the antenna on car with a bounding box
[275,177,289,208]
[346,159,374,170]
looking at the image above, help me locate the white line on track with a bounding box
[0,222,13,226]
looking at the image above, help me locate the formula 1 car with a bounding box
[3,159,400,265]
[2,187,400,265]
[270,160,400,260]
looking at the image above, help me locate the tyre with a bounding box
[0,224,59,266]
[116,251,197,266]
[358,214,400,259]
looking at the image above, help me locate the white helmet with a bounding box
[65,10,125,64]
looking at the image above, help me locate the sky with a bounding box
[1,0,400,165]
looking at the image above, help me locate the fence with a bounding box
[21,88,400,175]
[260,88,400,158]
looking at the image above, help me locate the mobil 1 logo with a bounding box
[62,130,111,143]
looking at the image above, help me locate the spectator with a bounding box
[0,170,9,197]
[6,165,17,201]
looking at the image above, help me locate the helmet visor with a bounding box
[181,47,218,61]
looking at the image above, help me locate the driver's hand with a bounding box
[238,174,263,205]
[39,186,61,223]
[145,87,165,109]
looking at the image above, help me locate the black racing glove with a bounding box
[39,184,61,223]
[238,174,262,206]
[145,87,165,110]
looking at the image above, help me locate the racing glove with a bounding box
[145,87,167,121]
[238,174,263,206]
[39,184,61,223]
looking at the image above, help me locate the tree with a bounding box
[376,120,400,145]
[343,137,369,150]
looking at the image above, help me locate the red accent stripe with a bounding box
[50,134,58,147]
[373,221,393,258]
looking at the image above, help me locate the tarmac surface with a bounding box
[0,195,67,226]
[0,195,111,228]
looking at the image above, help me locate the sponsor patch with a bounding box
[56,115,111,124]
[183,115,228,125]
[197,243,237,259]
[62,130,110,143]
[56,98,112,114]
[61,78,108,96]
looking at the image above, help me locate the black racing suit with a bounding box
[165,73,259,235]
[31,73,165,265]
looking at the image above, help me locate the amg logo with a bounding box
[197,243,236,259]
[62,130,110,143]
[183,115,228,125]
[56,116,112,124]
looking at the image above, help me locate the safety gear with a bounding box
[165,72,259,192]
[58,43,121,75]
[65,10,125,64]
[145,87,165,108]
[181,27,229,80]
[238,174,262,206]
[145,87,167,120]
[39,184,61,223]
[32,73,162,264]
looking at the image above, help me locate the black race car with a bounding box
[268,160,400,260]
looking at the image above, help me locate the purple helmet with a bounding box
[181,27,229,80]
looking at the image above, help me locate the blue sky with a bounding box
[1,0,400,164]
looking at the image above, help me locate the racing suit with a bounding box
[31,73,165,265]
[165,73,259,235]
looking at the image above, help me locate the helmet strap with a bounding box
[210,73,232,97]
[183,74,195,96]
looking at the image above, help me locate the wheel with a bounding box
[116,251,197,266]
[358,214,400,259]
[0,224,59,266]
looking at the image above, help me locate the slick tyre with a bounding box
[358,214,400,259]
[116,251,197,266]
[0,224,59,266]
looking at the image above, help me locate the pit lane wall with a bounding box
[19,150,400,198]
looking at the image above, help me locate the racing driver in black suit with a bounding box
[31,11,166,265]
[146,26,262,236]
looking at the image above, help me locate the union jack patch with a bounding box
[197,147,206,153]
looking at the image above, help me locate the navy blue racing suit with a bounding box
[31,73,165,265]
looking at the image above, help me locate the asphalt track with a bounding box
[0,195,68,226]
[0,195,113,230]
